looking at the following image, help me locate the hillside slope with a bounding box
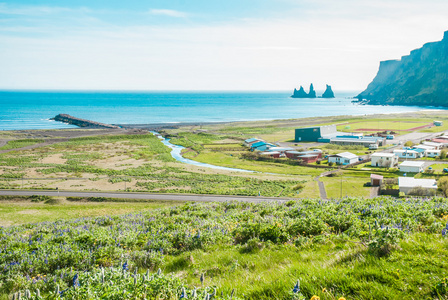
[357,31,448,106]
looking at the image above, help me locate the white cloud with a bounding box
[148,9,188,18]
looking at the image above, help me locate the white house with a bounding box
[425,149,441,158]
[398,177,437,195]
[393,149,421,159]
[328,152,358,165]
[423,141,444,150]
[399,161,426,173]
[414,144,435,151]
[370,153,398,168]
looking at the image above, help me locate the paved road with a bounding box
[0,190,292,203]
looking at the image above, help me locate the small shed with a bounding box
[398,177,437,195]
[434,120,443,126]
[399,161,426,173]
[328,152,358,165]
[370,174,384,186]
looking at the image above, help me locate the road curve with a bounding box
[0,190,292,203]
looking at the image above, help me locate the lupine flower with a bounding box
[122,262,128,271]
[179,287,187,299]
[293,279,300,293]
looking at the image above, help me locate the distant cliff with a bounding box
[322,85,335,98]
[357,31,448,106]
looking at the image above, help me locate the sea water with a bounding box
[0,91,443,130]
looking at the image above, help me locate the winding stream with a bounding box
[152,132,255,173]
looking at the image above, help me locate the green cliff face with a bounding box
[358,30,448,107]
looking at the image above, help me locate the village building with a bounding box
[425,149,441,158]
[266,147,295,153]
[329,135,386,147]
[294,125,340,142]
[328,152,358,165]
[259,151,282,158]
[393,149,421,159]
[250,141,276,152]
[434,120,443,126]
[398,177,437,195]
[244,138,263,146]
[398,161,426,173]
[414,144,435,151]
[423,141,444,149]
[370,152,398,168]
[370,174,383,186]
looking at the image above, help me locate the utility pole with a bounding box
[340,174,342,198]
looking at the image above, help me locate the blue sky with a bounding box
[1,0,448,91]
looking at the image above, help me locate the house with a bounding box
[370,153,398,168]
[370,174,383,186]
[414,144,435,151]
[425,149,441,158]
[244,138,262,146]
[251,141,276,152]
[423,141,444,149]
[398,177,437,195]
[328,152,358,165]
[393,149,421,159]
[432,138,448,144]
[399,161,426,173]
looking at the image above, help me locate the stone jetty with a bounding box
[52,114,120,129]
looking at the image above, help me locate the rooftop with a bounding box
[398,177,437,189]
[370,174,384,180]
[371,152,395,157]
[330,152,358,159]
[399,161,425,167]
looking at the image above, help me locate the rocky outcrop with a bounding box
[322,85,335,98]
[292,86,309,98]
[291,84,317,98]
[357,30,448,107]
[308,84,316,98]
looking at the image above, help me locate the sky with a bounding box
[0,0,448,91]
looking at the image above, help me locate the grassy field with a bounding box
[320,176,371,198]
[2,197,448,299]
[0,196,181,227]
[0,133,308,197]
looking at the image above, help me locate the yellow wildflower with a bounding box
[338,298,346,300]
[322,288,326,293]
[310,296,320,300]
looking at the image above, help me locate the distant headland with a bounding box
[291,84,335,98]
[357,30,448,107]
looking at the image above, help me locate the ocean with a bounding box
[0,91,443,130]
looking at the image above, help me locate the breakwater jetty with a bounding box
[52,114,120,129]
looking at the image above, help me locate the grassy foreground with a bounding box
[2,196,448,299]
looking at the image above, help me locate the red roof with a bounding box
[432,138,448,143]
